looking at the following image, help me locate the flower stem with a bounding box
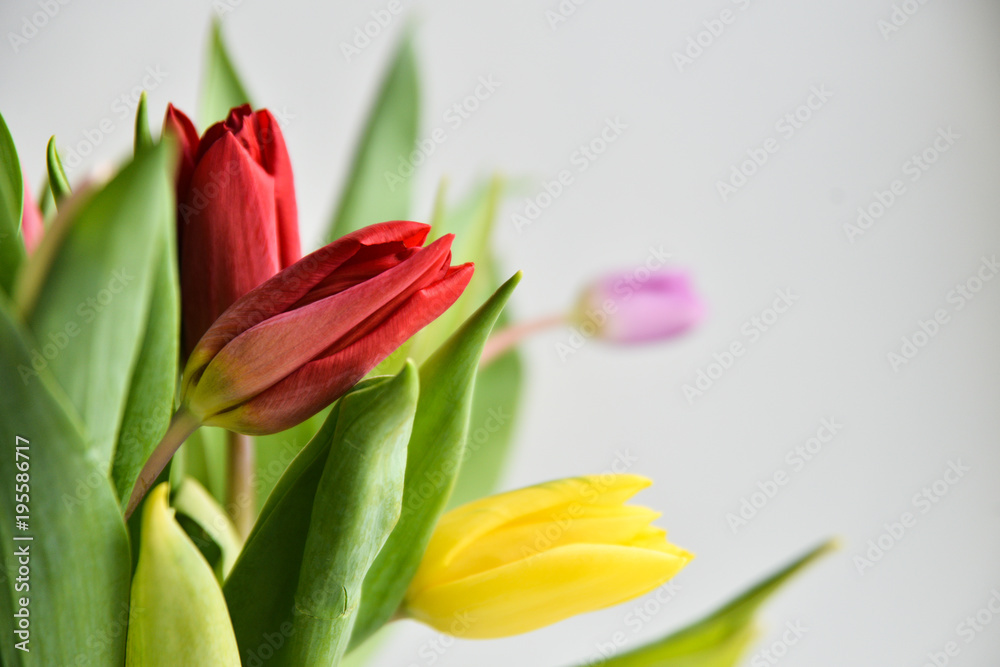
[227,430,256,539]
[125,407,200,519]
[480,314,566,366]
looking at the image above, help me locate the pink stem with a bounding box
[125,407,200,519]
[480,314,566,367]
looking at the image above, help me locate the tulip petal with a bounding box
[254,109,300,267]
[163,104,200,199]
[417,506,663,590]
[191,235,456,417]
[179,132,282,352]
[186,220,430,375]
[406,543,691,639]
[20,180,44,253]
[420,475,652,580]
[212,262,474,434]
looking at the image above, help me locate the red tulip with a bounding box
[179,221,473,435]
[163,104,301,355]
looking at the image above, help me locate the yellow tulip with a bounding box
[403,474,692,638]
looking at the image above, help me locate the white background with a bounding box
[3,0,1000,665]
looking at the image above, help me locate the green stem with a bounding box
[125,407,200,519]
[226,430,255,539]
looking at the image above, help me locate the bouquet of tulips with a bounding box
[0,21,833,667]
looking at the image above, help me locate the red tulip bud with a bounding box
[163,104,302,355]
[179,221,473,434]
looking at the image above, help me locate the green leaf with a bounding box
[198,20,252,128]
[0,111,25,295]
[404,177,526,508]
[172,478,242,581]
[126,483,240,666]
[449,345,523,507]
[326,34,419,242]
[134,91,154,154]
[15,141,174,473]
[37,178,55,222]
[594,541,836,667]
[0,299,131,666]
[251,406,331,515]
[45,137,71,205]
[281,363,418,666]
[223,378,386,660]
[350,272,522,648]
[111,210,179,508]
[179,425,228,505]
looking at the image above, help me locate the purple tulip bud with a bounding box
[574,270,703,343]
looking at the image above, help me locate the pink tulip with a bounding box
[575,270,703,343]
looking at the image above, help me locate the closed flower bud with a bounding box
[179,221,472,435]
[403,474,692,638]
[574,269,703,343]
[20,181,44,253]
[163,104,301,355]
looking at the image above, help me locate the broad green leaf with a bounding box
[111,212,179,508]
[134,91,154,153]
[45,137,71,205]
[0,299,131,667]
[594,541,836,667]
[172,478,242,581]
[326,34,419,242]
[282,363,417,666]
[224,378,385,660]
[450,345,522,507]
[351,272,521,647]
[0,111,25,294]
[126,483,240,666]
[198,20,252,128]
[15,141,174,472]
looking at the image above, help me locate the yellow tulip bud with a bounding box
[402,474,693,638]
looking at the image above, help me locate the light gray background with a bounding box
[3,1,999,665]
